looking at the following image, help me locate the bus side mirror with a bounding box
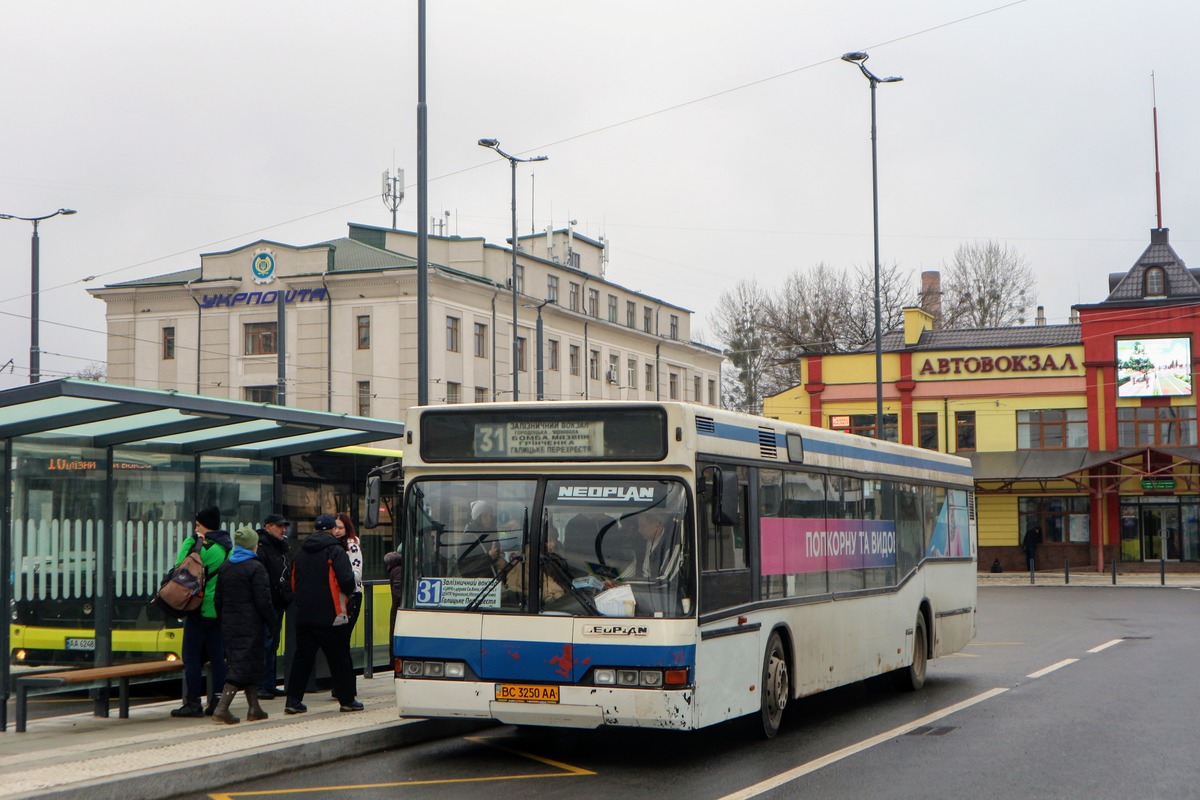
[365,475,382,529]
[710,468,740,527]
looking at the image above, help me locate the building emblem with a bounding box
[251,248,276,285]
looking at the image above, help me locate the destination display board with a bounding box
[420,407,667,462]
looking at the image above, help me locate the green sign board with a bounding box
[1140,479,1176,490]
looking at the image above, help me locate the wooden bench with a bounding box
[14,659,185,732]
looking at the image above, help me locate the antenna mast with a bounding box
[382,167,405,230]
[1152,72,1163,229]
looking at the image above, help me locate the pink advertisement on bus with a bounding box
[760,518,897,575]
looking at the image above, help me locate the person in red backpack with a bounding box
[170,506,232,718]
[282,514,362,714]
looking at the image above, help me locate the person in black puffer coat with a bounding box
[283,515,360,715]
[212,526,274,724]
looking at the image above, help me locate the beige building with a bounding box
[88,222,723,419]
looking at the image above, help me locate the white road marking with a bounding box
[1026,658,1078,678]
[1087,639,1124,654]
[717,688,1009,800]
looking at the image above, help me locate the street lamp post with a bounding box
[478,138,548,401]
[0,208,78,383]
[842,51,901,440]
[525,299,554,400]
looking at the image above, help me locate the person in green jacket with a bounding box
[170,506,232,718]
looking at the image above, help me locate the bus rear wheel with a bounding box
[891,613,927,692]
[755,631,789,739]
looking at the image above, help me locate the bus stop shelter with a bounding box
[0,378,405,730]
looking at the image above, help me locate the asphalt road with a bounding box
[188,586,1200,800]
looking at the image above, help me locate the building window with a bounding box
[1018,409,1088,449]
[474,322,488,358]
[608,353,619,384]
[357,315,371,349]
[547,275,559,304]
[626,300,636,328]
[548,339,559,371]
[569,344,580,376]
[569,282,579,312]
[516,337,528,372]
[918,412,939,451]
[955,411,977,452]
[645,363,654,392]
[244,322,277,355]
[1145,267,1166,297]
[644,307,653,333]
[669,315,679,340]
[162,326,175,360]
[1118,406,1197,447]
[475,386,489,403]
[708,379,716,406]
[836,414,899,442]
[1019,496,1090,544]
[589,349,600,381]
[693,376,701,401]
[588,289,599,318]
[627,358,637,388]
[357,381,371,416]
[514,265,524,295]
[244,385,277,403]
[447,381,461,404]
[568,251,581,269]
[446,316,460,352]
[669,372,679,399]
[608,295,618,323]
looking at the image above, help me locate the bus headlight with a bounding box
[590,668,688,688]
[397,659,466,679]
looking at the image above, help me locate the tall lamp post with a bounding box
[525,299,554,400]
[478,138,548,401]
[842,51,901,440]
[0,208,77,383]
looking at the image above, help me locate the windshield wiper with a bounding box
[465,554,522,612]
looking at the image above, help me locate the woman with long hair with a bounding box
[333,513,364,629]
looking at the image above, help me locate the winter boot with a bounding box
[211,683,241,724]
[170,697,204,718]
[245,688,269,721]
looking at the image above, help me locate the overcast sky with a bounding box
[2,0,1197,390]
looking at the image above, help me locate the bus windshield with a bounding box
[405,476,693,618]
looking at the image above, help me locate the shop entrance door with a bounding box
[1140,504,1180,561]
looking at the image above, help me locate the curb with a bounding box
[23,717,494,800]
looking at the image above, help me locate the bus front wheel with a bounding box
[891,613,928,692]
[755,631,789,739]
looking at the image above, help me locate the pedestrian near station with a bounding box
[212,526,275,724]
[282,514,363,715]
[255,513,292,699]
[170,506,231,718]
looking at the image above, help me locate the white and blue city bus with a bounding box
[391,401,976,737]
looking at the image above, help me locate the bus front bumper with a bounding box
[396,679,696,730]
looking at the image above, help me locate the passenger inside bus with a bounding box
[458,500,505,578]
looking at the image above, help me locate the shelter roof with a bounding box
[0,379,404,460]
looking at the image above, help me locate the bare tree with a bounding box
[73,362,107,382]
[940,241,1036,329]
[709,280,775,413]
[840,261,912,350]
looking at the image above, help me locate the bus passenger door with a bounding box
[695,465,758,727]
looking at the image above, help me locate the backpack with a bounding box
[153,541,207,613]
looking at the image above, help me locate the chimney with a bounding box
[1035,305,1046,326]
[919,270,943,326]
